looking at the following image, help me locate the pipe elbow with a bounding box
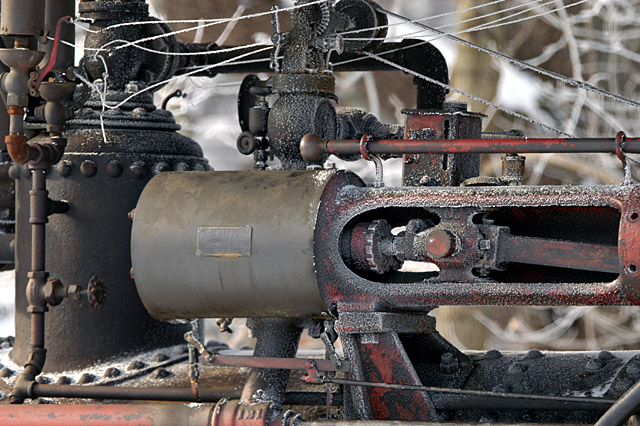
[5,135,34,164]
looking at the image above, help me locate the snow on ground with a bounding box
[0,270,13,339]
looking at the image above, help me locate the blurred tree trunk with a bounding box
[439,1,508,350]
[450,0,504,118]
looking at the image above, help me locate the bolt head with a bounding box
[127,360,146,371]
[103,367,121,378]
[106,160,123,177]
[525,349,543,360]
[152,162,170,175]
[56,376,71,385]
[130,161,147,178]
[8,165,20,180]
[78,373,95,384]
[43,279,63,306]
[175,162,190,172]
[66,284,82,301]
[485,349,502,359]
[597,350,614,361]
[56,160,73,177]
[80,160,97,177]
[479,239,491,250]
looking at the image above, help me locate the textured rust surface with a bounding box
[314,176,638,312]
[0,403,214,425]
[5,134,30,164]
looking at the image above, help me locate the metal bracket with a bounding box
[335,311,437,335]
[183,332,350,383]
[360,134,384,188]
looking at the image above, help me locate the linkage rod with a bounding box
[300,134,640,162]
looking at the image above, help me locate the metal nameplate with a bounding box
[196,226,252,257]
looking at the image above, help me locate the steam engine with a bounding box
[0,1,638,425]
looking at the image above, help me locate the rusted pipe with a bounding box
[0,403,216,426]
[299,134,640,162]
[5,134,36,164]
[5,131,66,165]
[5,106,35,164]
[9,165,49,404]
[32,383,334,406]
[0,403,604,426]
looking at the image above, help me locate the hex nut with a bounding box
[66,284,82,301]
[43,279,64,306]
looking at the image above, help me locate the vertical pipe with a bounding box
[29,169,47,272]
[10,165,50,404]
[241,318,303,405]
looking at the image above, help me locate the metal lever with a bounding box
[184,331,351,384]
[360,134,384,188]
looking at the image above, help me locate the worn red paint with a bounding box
[357,335,434,421]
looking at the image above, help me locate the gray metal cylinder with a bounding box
[1,0,45,36]
[131,170,338,319]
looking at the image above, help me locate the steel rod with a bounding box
[326,378,616,412]
[300,135,640,162]
[31,383,335,406]
[32,381,617,414]
[501,237,619,274]
[594,378,640,426]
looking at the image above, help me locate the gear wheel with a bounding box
[349,219,400,274]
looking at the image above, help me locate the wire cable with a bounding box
[376,3,640,110]
[362,51,571,137]
[338,0,511,36]
[342,0,550,41]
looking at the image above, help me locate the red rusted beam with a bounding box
[501,237,619,274]
[299,134,640,161]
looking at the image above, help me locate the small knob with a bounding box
[424,229,455,258]
[237,131,258,155]
[300,133,325,162]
